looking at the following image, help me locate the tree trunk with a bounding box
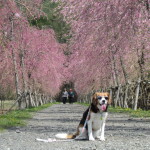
[29,91,35,107]
[134,77,141,110]
[136,46,145,80]
[10,18,21,109]
[110,48,119,87]
[39,94,43,105]
[120,86,123,107]
[20,49,28,108]
[114,84,121,107]
[124,84,129,108]
[119,55,128,84]
[109,88,113,106]
[111,56,119,87]
[34,91,38,106]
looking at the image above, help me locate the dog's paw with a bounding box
[99,137,105,141]
[89,137,95,141]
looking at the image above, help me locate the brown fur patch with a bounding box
[66,124,84,139]
[66,134,76,139]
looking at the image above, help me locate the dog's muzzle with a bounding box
[97,96,108,111]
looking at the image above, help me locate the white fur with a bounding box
[55,133,68,139]
[75,127,88,140]
[98,96,108,105]
[88,112,108,141]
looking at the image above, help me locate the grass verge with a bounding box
[76,102,150,118]
[0,102,59,131]
[108,106,150,118]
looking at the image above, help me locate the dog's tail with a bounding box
[55,133,76,139]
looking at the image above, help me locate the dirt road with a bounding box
[0,104,150,150]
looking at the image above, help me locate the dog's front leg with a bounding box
[88,120,95,141]
[100,112,108,141]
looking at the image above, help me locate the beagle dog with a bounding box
[55,92,111,141]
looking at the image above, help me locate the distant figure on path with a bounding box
[62,88,68,104]
[68,89,75,104]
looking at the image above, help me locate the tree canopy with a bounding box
[0,0,149,99]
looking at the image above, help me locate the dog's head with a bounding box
[92,92,111,112]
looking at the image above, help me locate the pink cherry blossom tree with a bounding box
[57,0,150,97]
[0,0,68,108]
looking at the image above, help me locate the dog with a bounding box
[55,92,111,141]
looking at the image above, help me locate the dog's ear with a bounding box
[107,93,111,105]
[92,93,98,105]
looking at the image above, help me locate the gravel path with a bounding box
[0,103,150,150]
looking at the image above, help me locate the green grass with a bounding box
[76,102,150,118]
[0,102,59,131]
[108,106,150,118]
